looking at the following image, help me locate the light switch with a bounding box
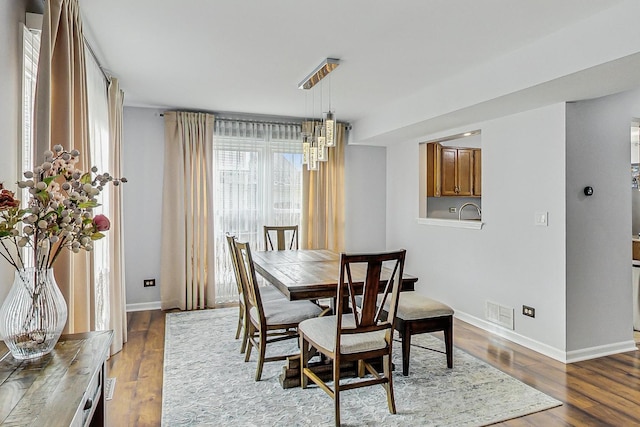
[535,211,548,226]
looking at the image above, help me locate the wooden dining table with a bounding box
[251,248,418,388]
[252,249,418,301]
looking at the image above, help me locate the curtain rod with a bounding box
[84,36,111,83]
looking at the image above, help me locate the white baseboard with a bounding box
[126,301,162,312]
[455,310,568,362]
[565,340,638,363]
[455,310,638,363]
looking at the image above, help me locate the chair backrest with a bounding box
[335,250,406,341]
[233,239,265,325]
[264,225,298,251]
[225,234,243,296]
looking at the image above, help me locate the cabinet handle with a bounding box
[83,398,93,410]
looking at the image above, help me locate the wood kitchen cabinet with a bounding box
[473,148,482,196]
[426,142,481,197]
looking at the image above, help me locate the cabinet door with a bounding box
[440,147,458,196]
[426,142,441,196]
[456,149,474,196]
[473,149,482,196]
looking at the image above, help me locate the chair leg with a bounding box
[240,308,250,354]
[444,316,454,369]
[401,321,412,376]
[334,357,341,427]
[244,324,254,362]
[255,328,267,381]
[235,305,243,340]
[300,334,308,389]
[383,353,396,414]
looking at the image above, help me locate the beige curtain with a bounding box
[160,112,216,310]
[107,78,127,354]
[34,0,93,333]
[300,122,346,252]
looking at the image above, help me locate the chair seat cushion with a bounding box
[379,292,454,321]
[298,315,389,355]
[250,300,323,326]
[258,285,287,302]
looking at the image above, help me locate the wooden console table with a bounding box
[0,330,113,426]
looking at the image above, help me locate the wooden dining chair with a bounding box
[264,225,298,251]
[298,249,406,426]
[234,239,324,381]
[226,234,286,354]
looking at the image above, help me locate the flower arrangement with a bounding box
[0,145,126,271]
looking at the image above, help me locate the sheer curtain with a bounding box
[213,120,302,303]
[85,46,110,332]
[160,112,216,310]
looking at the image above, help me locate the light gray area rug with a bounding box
[162,309,561,427]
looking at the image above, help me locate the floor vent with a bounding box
[486,301,514,330]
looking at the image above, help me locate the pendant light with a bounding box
[299,58,339,171]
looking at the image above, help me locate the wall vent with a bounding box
[485,301,514,330]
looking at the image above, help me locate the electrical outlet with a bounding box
[522,305,535,318]
[144,279,156,287]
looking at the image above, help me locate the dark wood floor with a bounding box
[106,310,640,426]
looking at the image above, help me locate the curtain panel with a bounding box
[161,112,216,310]
[300,122,347,252]
[34,0,92,333]
[107,78,127,354]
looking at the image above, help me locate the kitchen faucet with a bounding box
[459,202,481,221]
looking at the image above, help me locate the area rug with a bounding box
[162,309,561,426]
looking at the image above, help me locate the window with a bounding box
[20,24,40,267]
[213,120,302,303]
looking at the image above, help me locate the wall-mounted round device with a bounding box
[583,186,594,196]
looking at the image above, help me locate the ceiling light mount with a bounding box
[298,58,340,90]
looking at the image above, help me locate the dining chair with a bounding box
[264,225,298,250]
[298,249,406,426]
[226,234,285,354]
[234,239,324,381]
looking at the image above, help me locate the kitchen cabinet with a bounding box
[426,142,480,197]
[473,148,482,196]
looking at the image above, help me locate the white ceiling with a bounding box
[79,0,633,142]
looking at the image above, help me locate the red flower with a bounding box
[93,214,111,231]
[0,189,20,211]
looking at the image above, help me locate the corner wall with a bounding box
[565,89,640,357]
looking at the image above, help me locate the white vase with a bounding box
[0,268,68,360]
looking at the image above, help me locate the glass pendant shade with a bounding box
[316,125,327,161]
[302,138,310,165]
[325,111,336,147]
[308,145,318,171]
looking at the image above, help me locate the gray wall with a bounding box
[386,103,569,358]
[122,107,164,309]
[344,144,386,252]
[565,90,640,354]
[0,1,28,302]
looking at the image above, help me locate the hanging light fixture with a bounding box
[299,58,339,170]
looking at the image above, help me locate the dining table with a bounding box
[251,248,418,388]
[251,249,418,301]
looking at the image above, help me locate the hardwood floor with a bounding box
[106,310,640,426]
